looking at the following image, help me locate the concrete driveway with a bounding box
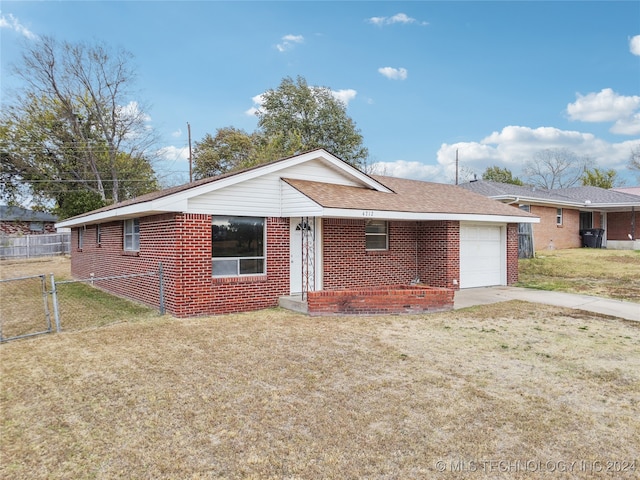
[454,286,640,322]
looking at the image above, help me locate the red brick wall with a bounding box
[507,223,519,284]
[70,214,290,317]
[71,214,517,317]
[322,219,460,291]
[0,221,56,235]
[607,211,639,241]
[70,214,178,311]
[307,285,454,315]
[417,221,460,289]
[531,205,581,250]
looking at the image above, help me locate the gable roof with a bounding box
[460,180,640,211]
[283,176,538,221]
[56,149,538,228]
[0,206,57,223]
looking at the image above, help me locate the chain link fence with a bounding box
[1,265,164,343]
[0,274,52,342]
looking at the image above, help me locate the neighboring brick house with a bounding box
[460,180,640,251]
[0,206,58,235]
[56,150,538,317]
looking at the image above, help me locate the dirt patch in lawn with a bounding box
[518,249,640,302]
[1,303,638,479]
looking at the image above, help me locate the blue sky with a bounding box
[2,1,639,187]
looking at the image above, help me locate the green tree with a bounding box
[581,167,623,189]
[255,76,368,168]
[482,165,523,185]
[1,36,158,213]
[192,127,256,179]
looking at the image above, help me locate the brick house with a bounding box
[0,206,58,235]
[460,180,640,251]
[56,150,538,317]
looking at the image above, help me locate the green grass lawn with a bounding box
[517,249,640,302]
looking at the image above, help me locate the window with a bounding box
[96,224,102,245]
[579,212,593,230]
[212,216,265,276]
[366,220,388,250]
[556,208,563,226]
[29,222,44,232]
[124,218,140,251]
[78,227,84,249]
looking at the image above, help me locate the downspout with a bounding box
[632,206,636,241]
[506,197,520,205]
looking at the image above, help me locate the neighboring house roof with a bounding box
[56,149,538,229]
[612,186,640,197]
[0,205,57,222]
[460,180,640,211]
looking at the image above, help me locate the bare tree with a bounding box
[523,148,591,189]
[629,143,640,177]
[3,36,157,206]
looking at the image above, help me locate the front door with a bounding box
[289,217,317,295]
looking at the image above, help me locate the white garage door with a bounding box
[460,224,504,288]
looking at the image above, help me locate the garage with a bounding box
[460,224,505,288]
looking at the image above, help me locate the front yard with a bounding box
[0,251,639,478]
[0,302,640,479]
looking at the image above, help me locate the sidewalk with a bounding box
[454,286,640,322]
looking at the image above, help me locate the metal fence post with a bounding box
[50,273,61,332]
[158,262,165,315]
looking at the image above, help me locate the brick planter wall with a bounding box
[307,285,454,316]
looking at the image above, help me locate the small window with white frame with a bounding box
[123,218,140,251]
[365,220,388,250]
[556,208,563,226]
[78,226,84,249]
[96,224,102,245]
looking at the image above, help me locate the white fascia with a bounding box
[492,195,580,208]
[318,208,540,223]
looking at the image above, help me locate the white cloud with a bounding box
[567,88,640,135]
[245,89,357,116]
[371,124,638,184]
[171,128,182,138]
[434,125,634,179]
[0,13,37,39]
[378,67,408,80]
[245,93,265,116]
[369,160,441,180]
[331,89,357,106]
[630,35,640,56]
[117,101,151,123]
[157,145,189,162]
[367,12,428,26]
[276,34,304,52]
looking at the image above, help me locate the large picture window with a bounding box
[212,217,265,276]
[365,220,388,250]
[124,218,140,251]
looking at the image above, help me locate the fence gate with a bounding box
[0,274,53,342]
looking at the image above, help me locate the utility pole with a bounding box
[455,149,459,185]
[187,122,193,183]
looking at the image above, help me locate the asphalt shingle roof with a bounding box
[283,176,537,218]
[459,180,640,206]
[0,206,57,222]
